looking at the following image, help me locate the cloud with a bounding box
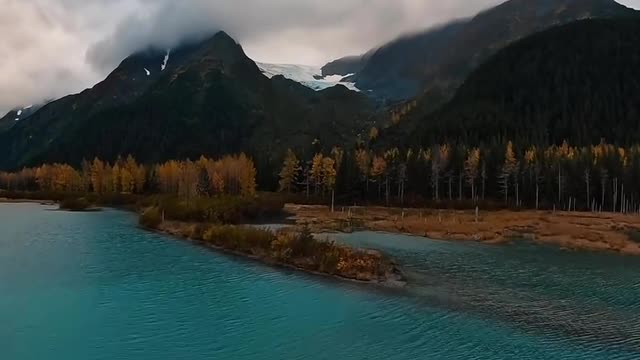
[0,0,142,114]
[85,0,501,71]
[1,0,639,115]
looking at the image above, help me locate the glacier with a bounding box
[257,63,359,92]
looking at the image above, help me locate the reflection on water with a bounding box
[2,204,640,360]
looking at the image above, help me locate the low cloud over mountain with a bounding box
[2,0,639,114]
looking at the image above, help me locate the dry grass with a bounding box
[286,204,640,256]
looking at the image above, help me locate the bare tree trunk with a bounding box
[557,167,562,204]
[471,181,476,203]
[613,178,619,213]
[365,174,369,192]
[585,170,590,211]
[458,173,462,201]
[331,189,335,213]
[504,177,509,205]
[385,176,390,205]
[601,182,605,212]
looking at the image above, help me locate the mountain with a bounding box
[320,48,376,78]
[0,104,42,132]
[411,18,640,146]
[0,32,376,182]
[325,0,638,101]
[257,63,359,92]
[321,56,365,77]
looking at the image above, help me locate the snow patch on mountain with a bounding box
[161,49,171,71]
[1,104,41,129]
[257,63,359,92]
[144,68,151,76]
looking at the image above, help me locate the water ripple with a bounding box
[2,204,640,359]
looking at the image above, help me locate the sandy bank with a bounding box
[287,204,640,256]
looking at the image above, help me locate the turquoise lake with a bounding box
[2,203,640,359]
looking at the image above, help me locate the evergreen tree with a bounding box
[197,167,212,197]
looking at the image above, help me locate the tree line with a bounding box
[5,142,640,215]
[278,141,640,214]
[0,154,257,198]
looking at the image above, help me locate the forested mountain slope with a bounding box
[412,19,640,147]
[325,0,637,101]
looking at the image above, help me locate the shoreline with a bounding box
[2,199,406,287]
[286,204,640,256]
[151,223,407,290]
[151,221,407,288]
[6,197,640,257]
[0,198,56,205]
[0,198,103,212]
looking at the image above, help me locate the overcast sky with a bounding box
[2,0,639,114]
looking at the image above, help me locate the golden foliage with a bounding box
[278,149,300,193]
[321,157,337,191]
[464,148,481,185]
[355,149,370,180]
[369,127,379,141]
[503,141,518,174]
[2,154,255,198]
[370,156,387,178]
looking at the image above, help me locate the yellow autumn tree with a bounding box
[310,153,324,195]
[322,157,337,211]
[370,155,387,200]
[464,148,480,201]
[278,149,300,193]
[369,127,379,142]
[238,154,257,197]
[355,149,371,189]
[501,141,519,204]
[90,158,105,193]
[112,161,122,193]
[211,171,225,195]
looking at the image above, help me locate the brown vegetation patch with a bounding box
[148,217,405,287]
[286,204,640,256]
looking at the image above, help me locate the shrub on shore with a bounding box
[139,207,163,228]
[146,194,285,224]
[59,197,92,211]
[202,225,277,252]
[156,221,393,281]
[0,190,142,207]
[1,190,284,223]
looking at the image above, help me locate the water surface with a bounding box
[2,203,640,359]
